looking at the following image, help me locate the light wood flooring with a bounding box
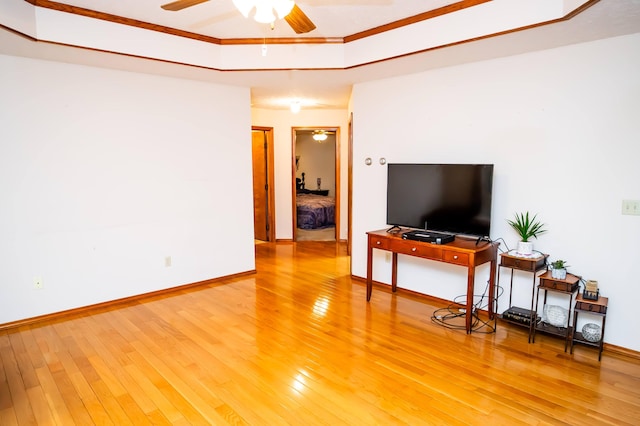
[1,241,639,425]
[295,226,336,241]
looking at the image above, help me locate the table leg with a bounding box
[564,293,574,352]
[599,315,606,361]
[366,242,373,301]
[528,273,537,343]
[391,252,398,293]
[570,309,578,354]
[488,258,497,320]
[466,266,475,334]
[531,288,541,343]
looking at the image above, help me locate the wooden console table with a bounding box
[366,229,499,333]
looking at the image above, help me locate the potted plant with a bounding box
[550,259,569,279]
[507,212,547,255]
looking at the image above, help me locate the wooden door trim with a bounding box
[335,128,341,242]
[253,126,275,242]
[292,126,340,241]
[348,112,353,257]
[291,127,297,237]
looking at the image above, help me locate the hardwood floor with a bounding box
[2,241,639,425]
[296,227,336,241]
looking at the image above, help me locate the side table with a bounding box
[531,271,580,351]
[497,251,548,342]
[570,293,608,361]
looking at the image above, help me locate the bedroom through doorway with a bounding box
[292,127,339,242]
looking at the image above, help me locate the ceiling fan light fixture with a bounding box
[233,0,294,24]
[162,0,315,34]
[313,131,328,142]
[254,5,275,23]
[273,0,295,19]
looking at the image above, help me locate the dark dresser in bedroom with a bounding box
[298,189,329,196]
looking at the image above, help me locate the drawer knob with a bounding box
[376,241,381,245]
[453,255,458,260]
[411,247,417,252]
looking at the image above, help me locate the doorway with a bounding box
[292,127,340,242]
[251,127,275,242]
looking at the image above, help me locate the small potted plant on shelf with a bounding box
[507,211,547,255]
[550,259,569,279]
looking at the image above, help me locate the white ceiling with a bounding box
[1,0,639,110]
[62,0,461,39]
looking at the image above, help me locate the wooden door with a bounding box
[252,130,269,241]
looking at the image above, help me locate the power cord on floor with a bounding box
[431,278,503,334]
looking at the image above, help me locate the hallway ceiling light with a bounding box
[312,131,328,141]
[232,0,295,24]
[290,100,301,113]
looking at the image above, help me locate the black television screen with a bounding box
[386,163,494,237]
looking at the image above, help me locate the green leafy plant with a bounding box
[507,212,547,242]
[551,259,569,269]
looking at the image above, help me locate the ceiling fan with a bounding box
[160,0,316,34]
[312,130,335,141]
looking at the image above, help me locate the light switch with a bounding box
[622,200,640,216]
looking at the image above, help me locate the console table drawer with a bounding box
[370,237,392,250]
[443,251,469,266]
[390,240,441,260]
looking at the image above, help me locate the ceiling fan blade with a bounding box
[161,0,210,12]
[284,4,316,34]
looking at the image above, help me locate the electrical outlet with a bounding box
[165,256,172,267]
[34,277,44,290]
[622,199,640,216]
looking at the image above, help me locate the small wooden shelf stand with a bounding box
[497,251,548,342]
[570,293,608,361]
[531,271,580,351]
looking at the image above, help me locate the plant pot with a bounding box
[551,268,567,280]
[516,241,533,255]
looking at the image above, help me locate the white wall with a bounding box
[0,54,256,324]
[251,108,350,240]
[351,33,640,351]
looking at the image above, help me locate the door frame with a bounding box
[252,126,275,242]
[348,113,353,257]
[291,126,340,241]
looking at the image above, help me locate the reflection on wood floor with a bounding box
[1,241,639,425]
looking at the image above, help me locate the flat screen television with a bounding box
[386,163,494,237]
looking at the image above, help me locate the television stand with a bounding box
[366,229,499,334]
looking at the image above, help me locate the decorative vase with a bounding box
[517,241,533,255]
[543,305,569,328]
[582,323,601,342]
[551,267,567,280]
